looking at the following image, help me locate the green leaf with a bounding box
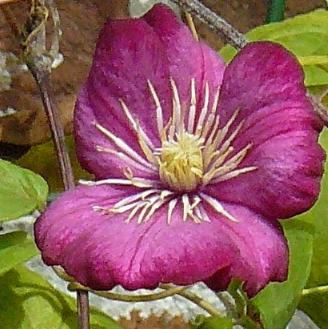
[191,315,233,329]
[299,292,328,329]
[296,131,328,328]
[15,136,91,193]
[0,265,122,329]
[0,160,48,222]
[299,131,328,286]
[0,232,38,275]
[220,9,328,87]
[0,231,27,249]
[250,219,314,329]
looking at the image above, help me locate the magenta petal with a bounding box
[74,17,169,179]
[143,4,225,108]
[75,4,225,178]
[209,42,325,219]
[35,185,287,295]
[75,86,158,180]
[35,185,235,290]
[203,202,288,296]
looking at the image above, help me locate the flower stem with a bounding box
[266,0,285,23]
[1,4,89,328]
[68,282,188,302]
[160,284,224,317]
[77,291,90,329]
[27,46,90,329]
[302,285,328,296]
[170,0,247,49]
[26,65,75,190]
[69,282,225,318]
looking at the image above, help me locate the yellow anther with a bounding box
[159,132,204,192]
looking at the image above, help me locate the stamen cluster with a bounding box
[81,78,256,224]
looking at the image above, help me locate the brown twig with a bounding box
[309,93,328,127]
[77,291,90,329]
[171,0,247,49]
[26,64,75,190]
[0,0,22,5]
[1,3,89,328]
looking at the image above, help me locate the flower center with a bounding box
[85,77,258,225]
[159,132,203,192]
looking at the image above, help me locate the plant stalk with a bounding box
[26,47,90,329]
[27,64,75,190]
[68,282,188,302]
[27,59,90,329]
[170,0,247,49]
[77,291,90,329]
[302,285,328,296]
[266,0,285,23]
[160,283,224,317]
[1,4,90,328]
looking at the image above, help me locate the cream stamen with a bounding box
[90,78,256,225]
[195,82,210,135]
[188,78,197,133]
[147,80,164,136]
[95,122,155,170]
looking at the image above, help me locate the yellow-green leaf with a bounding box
[0,232,38,275]
[0,160,48,222]
[220,9,328,87]
[0,265,122,329]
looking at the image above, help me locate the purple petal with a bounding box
[35,185,287,295]
[75,4,225,179]
[203,203,288,296]
[208,42,325,219]
[143,4,225,108]
[75,17,168,179]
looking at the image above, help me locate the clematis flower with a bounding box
[35,4,324,296]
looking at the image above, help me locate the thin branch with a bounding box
[160,284,224,317]
[302,285,328,296]
[77,291,90,329]
[309,93,328,127]
[70,282,224,318]
[0,0,22,5]
[170,0,247,49]
[27,65,75,190]
[2,3,89,328]
[68,282,188,302]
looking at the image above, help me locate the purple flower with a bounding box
[35,4,324,296]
